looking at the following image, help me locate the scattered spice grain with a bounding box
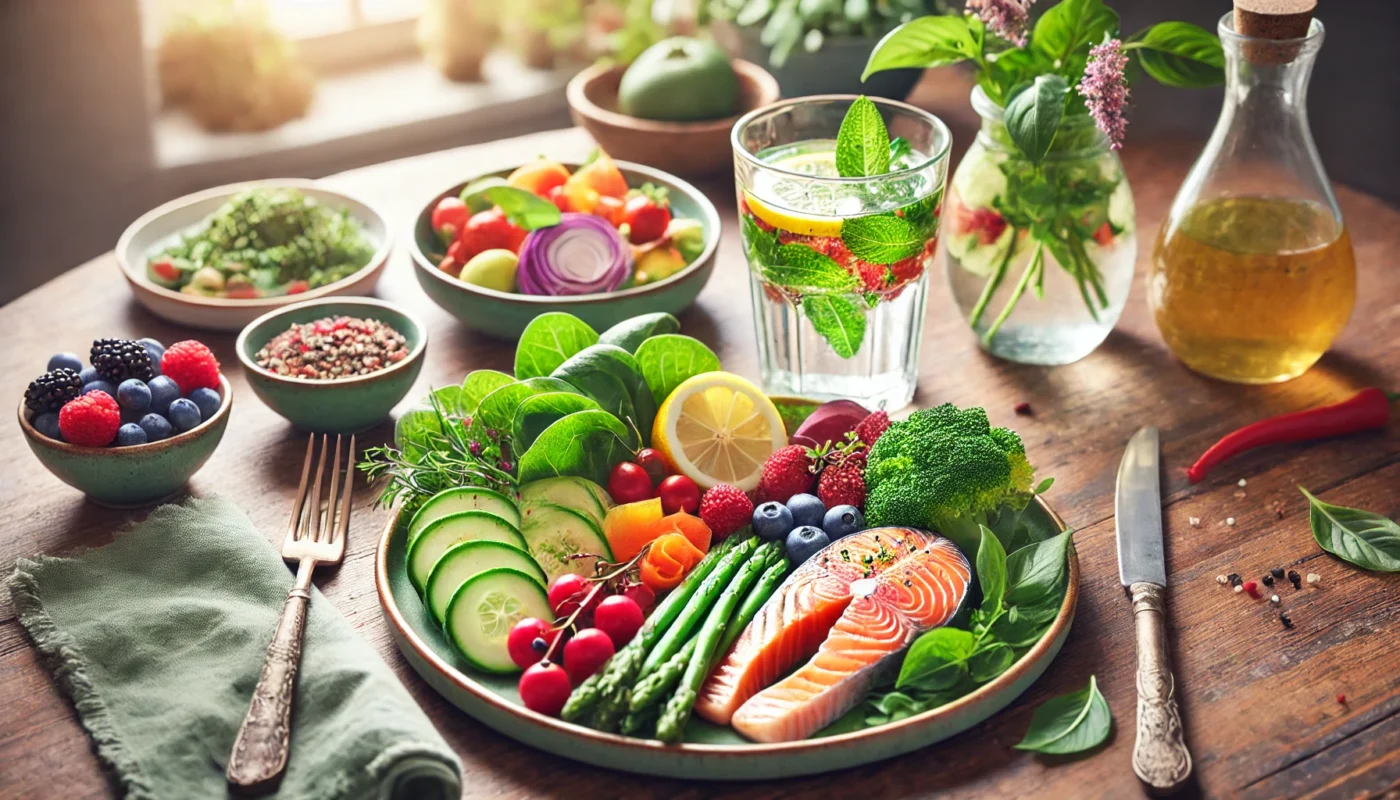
[1279,610,1294,629]
[1270,594,1280,605]
[1271,567,1286,580]
[254,316,409,380]
[1306,572,1321,585]
[1225,516,1237,526]
[1262,574,1275,587]
[1189,516,1202,527]
[1216,574,1229,585]
[1013,401,1033,416]
[1288,570,1302,589]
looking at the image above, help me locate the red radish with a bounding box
[518,661,573,716]
[657,474,701,515]
[593,595,645,648]
[622,582,655,614]
[608,461,654,504]
[547,573,598,617]
[507,617,554,669]
[563,628,616,683]
[633,448,668,485]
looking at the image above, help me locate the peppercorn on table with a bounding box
[2,123,1399,798]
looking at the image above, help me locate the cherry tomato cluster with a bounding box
[607,448,701,515]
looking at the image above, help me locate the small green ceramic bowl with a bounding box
[410,160,721,339]
[18,375,233,508]
[236,298,428,433]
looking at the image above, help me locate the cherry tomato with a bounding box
[431,196,470,243]
[285,280,309,294]
[657,474,701,515]
[507,617,554,669]
[593,595,645,648]
[623,196,672,244]
[507,158,571,197]
[518,660,574,716]
[547,184,570,212]
[633,448,668,485]
[622,582,656,614]
[1092,221,1114,246]
[608,461,654,505]
[150,258,180,283]
[563,628,616,683]
[460,208,527,259]
[225,285,260,299]
[593,195,625,227]
[438,255,461,276]
[548,573,600,617]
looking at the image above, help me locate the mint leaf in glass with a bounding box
[841,213,925,265]
[835,95,891,178]
[802,294,867,358]
[764,244,859,291]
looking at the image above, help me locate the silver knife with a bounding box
[1116,426,1193,793]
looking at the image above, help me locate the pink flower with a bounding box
[1078,39,1131,150]
[967,0,1035,47]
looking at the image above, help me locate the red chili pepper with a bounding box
[1188,388,1395,484]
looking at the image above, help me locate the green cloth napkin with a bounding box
[7,496,461,800]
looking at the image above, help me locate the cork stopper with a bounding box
[1234,0,1316,64]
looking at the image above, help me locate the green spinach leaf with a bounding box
[511,392,603,453]
[1301,487,1400,573]
[460,370,515,415]
[515,313,599,379]
[597,313,681,353]
[1014,675,1112,755]
[862,15,978,80]
[551,344,656,443]
[803,294,867,359]
[517,410,637,487]
[471,377,578,442]
[840,213,926,265]
[835,96,891,178]
[1004,75,1069,165]
[633,334,721,406]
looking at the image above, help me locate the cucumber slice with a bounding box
[407,511,526,594]
[520,502,614,583]
[445,568,552,673]
[407,487,520,546]
[518,477,608,528]
[584,480,613,513]
[426,541,546,626]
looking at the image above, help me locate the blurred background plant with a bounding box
[417,0,498,81]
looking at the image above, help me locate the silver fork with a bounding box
[227,433,354,794]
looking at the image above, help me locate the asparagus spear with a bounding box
[640,536,761,677]
[619,703,659,737]
[717,555,791,656]
[630,637,698,712]
[563,536,741,725]
[655,541,780,742]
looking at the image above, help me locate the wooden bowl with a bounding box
[567,59,780,177]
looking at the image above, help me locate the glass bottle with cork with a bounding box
[1149,0,1355,384]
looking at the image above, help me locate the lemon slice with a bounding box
[743,191,845,239]
[652,373,787,491]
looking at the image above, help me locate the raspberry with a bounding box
[817,463,866,508]
[754,445,816,505]
[58,391,121,447]
[855,412,890,446]
[699,484,754,540]
[161,340,221,393]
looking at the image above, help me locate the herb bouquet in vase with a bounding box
[865,0,1224,364]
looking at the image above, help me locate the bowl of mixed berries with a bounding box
[18,337,232,507]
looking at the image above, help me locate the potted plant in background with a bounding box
[709,0,941,99]
[864,0,1224,365]
[418,0,499,81]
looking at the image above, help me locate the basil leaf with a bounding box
[460,370,516,415]
[1006,530,1072,608]
[633,334,722,406]
[840,213,925,265]
[597,312,681,353]
[1004,75,1069,165]
[968,642,1015,683]
[1301,487,1400,573]
[835,95,891,178]
[991,606,1056,648]
[897,627,975,690]
[515,312,600,379]
[742,213,780,266]
[1032,0,1120,64]
[977,525,1009,615]
[458,176,508,213]
[483,185,561,231]
[1128,22,1225,89]
[517,409,636,487]
[765,244,858,291]
[862,15,978,80]
[802,294,867,359]
[1035,476,1056,495]
[1014,675,1112,754]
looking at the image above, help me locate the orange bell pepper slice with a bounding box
[640,533,705,591]
[644,512,712,554]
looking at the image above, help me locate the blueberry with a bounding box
[785,526,830,565]
[48,352,84,373]
[786,493,826,528]
[32,412,62,440]
[139,338,165,375]
[138,413,173,442]
[115,423,148,447]
[116,379,152,413]
[167,398,202,432]
[752,501,795,541]
[147,376,181,415]
[822,505,866,539]
[79,366,99,385]
[82,380,117,402]
[187,387,221,420]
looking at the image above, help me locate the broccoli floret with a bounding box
[864,404,1034,555]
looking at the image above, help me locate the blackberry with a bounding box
[25,368,83,412]
[90,338,155,383]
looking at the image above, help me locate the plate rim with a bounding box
[375,495,1079,756]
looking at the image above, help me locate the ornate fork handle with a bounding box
[227,558,315,793]
[1129,582,1192,793]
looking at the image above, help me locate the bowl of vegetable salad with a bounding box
[117,180,392,331]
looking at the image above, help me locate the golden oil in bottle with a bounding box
[1149,196,1355,383]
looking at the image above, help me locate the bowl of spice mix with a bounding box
[236,298,427,433]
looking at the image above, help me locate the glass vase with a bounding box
[945,87,1136,365]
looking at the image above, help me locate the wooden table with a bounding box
[2,126,1398,800]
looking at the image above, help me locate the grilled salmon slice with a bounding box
[695,527,969,734]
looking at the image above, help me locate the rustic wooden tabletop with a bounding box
[2,124,1398,799]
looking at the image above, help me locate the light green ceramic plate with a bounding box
[376,499,1078,780]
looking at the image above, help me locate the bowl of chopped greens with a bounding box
[117,180,391,330]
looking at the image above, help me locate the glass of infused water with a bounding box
[731,96,951,410]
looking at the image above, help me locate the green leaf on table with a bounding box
[1014,675,1112,755]
[633,334,722,406]
[862,15,978,80]
[897,627,975,690]
[835,96,891,178]
[977,525,1010,615]
[460,370,516,415]
[517,410,637,487]
[482,185,561,231]
[459,176,509,213]
[597,313,681,353]
[1301,487,1400,572]
[1127,22,1225,89]
[471,377,579,442]
[764,244,859,291]
[802,294,867,359]
[840,213,925,265]
[1032,0,1120,64]
[511,391,604,453]
[742,213,780,266]
[515,312,600,379]
[551,344,656,444]
[1005,529,1072,609]
[1004,75,1069,165]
